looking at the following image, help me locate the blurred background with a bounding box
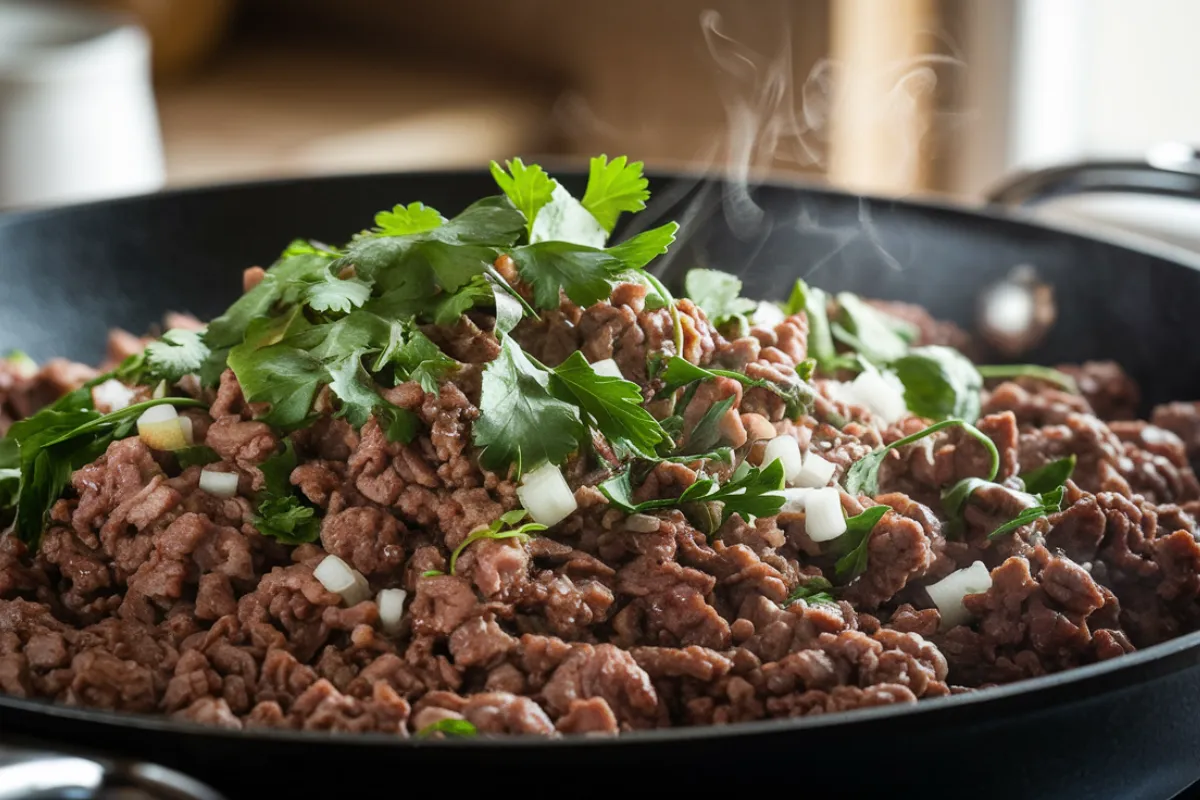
[3,0,1200,212]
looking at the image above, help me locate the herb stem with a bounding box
[41,397,206,448]
[642,271,684,356]
[884,418,1000,483]
[976,364,1078,394]
[484,263,540,320]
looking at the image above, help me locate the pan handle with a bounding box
[0,743,225,800]
[987,143,1200,207]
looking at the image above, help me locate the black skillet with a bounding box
[3,168,1200,800]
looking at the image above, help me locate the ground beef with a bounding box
[3,287,1200,740]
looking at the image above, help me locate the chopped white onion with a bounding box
[313,555,371,606]
[750,300,786,328]
[847,370,908,424]
[377,588,408,634]
[804,487,847,542]
[177,416,195,445]
[91,379,135,413]
[517,463,578,527]
[926,561,993,629]
[625,513,661,533]
[137,405,188,451]
[590,358,624,379]
[793,450,836,488]
[776,488,812,514]
[198,469,238,498]
[762,435,804,483]
[152,380,168,399]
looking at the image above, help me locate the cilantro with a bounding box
[374,202,446,236]
[832,293,909,364]
[304,274,372,314]
[490,159,555,240]
[227,340,324,431]
[417,718,478,738]
[473,336,584,473]
[374,320,458,394]
[326,349,394,428]
[175,445,220,469]
[892,345,982,422]
[940,476,992,527]
[976,364,1079,394]
[1021,454,1076,494]
[844,419,1000,498]
[684,268,756,328]
[785,575,836,606]
[509,241,622,309]
[987,485,1066,540]
[684,395,735,454]
[0,397,204,546]
[529,183,607,248]
[251,439,320,545]
[421,569,444,578]
[448,509,545,575]
[549,352,668,459]
[657,356,813,420]
[142,328,211,383]
[605,223,679,269]
[600,458,786,531]
[581,155,651,233]
[833,505,891,581]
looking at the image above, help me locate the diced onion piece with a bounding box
[848,370,908,424]
[177,416,195,445]
[762,435,804,483]
[91,379,135,413]
[793,450,836,488]
[804,487,847,542]
[926,561,993,629]
[517,463,578,527]
[626,513,661,533]
[198,469,238,498]
[750,300,786,328]
[776,488,812,514]
[137,405,188,451]
[590,358,623,379]
[152,380,168,399]
[377,588,408,634]
[313,555,371,606]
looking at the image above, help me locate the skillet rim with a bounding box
[3,165,1200,746]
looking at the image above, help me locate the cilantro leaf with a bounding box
[550,351,668,458]
[374,320,458,394]
[987,485,1067,540]
[833,293,909,364]
[784,278,841,368]
[143,328,211,383]
[1020,454,1076,494]
[657,356,813,420]
[976,364,1079,394]
[490,159,555,240]
[508,241,623,309]
[374,202,446,236]
[684,394,735,454]
[893,345,982,422]
[833,505,891,581]
[844,418,1000,497]
[785,575,836,606]
[304,274,373,314]
[600,458,786,531]
[605,222,678,269]
[684,268,756,327]
[417,718,478,738]
[252,439,320,545]
[449,509,545,575]
[582,155,650,233]
[326,349,387,427]
[227,341,324,431]
[473,336,584,472]
[175,445,220,469]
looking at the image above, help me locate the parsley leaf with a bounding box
[142,328,211,383]
[490,159,555,239]
[600,458,786,530]
[449,509,545,575]
[417,718,478,738]
[785,575,836,606]
[844,418,1000,497]
[582,155,650,233]
[892,345,982,422]
[833,504,891,581]
[473,336,584,472]
[374,202,446,236]
[976,364,1079,394]
[550,352,668,458]
[304,274,373,314]
[684,268,756,328]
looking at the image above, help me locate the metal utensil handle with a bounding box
[987,143,1200,207]
[0,743,225,800]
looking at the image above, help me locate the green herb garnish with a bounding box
[684,268,756,331]
[416,718,479,738]
[892,345,982,423]
[976,364,1078,394]
[251,439,319,544]
[784,575,837,606]
[832,504,891,581]
[448,509,545,575]
[843,419,1000,498]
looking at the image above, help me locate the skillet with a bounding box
[3,168,1200,799]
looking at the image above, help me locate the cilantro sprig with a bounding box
[785,575,836,606]
[251,439,320,544]
[844,419,1000,498]
[940,455,1075,541]
[448,509,544,575]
